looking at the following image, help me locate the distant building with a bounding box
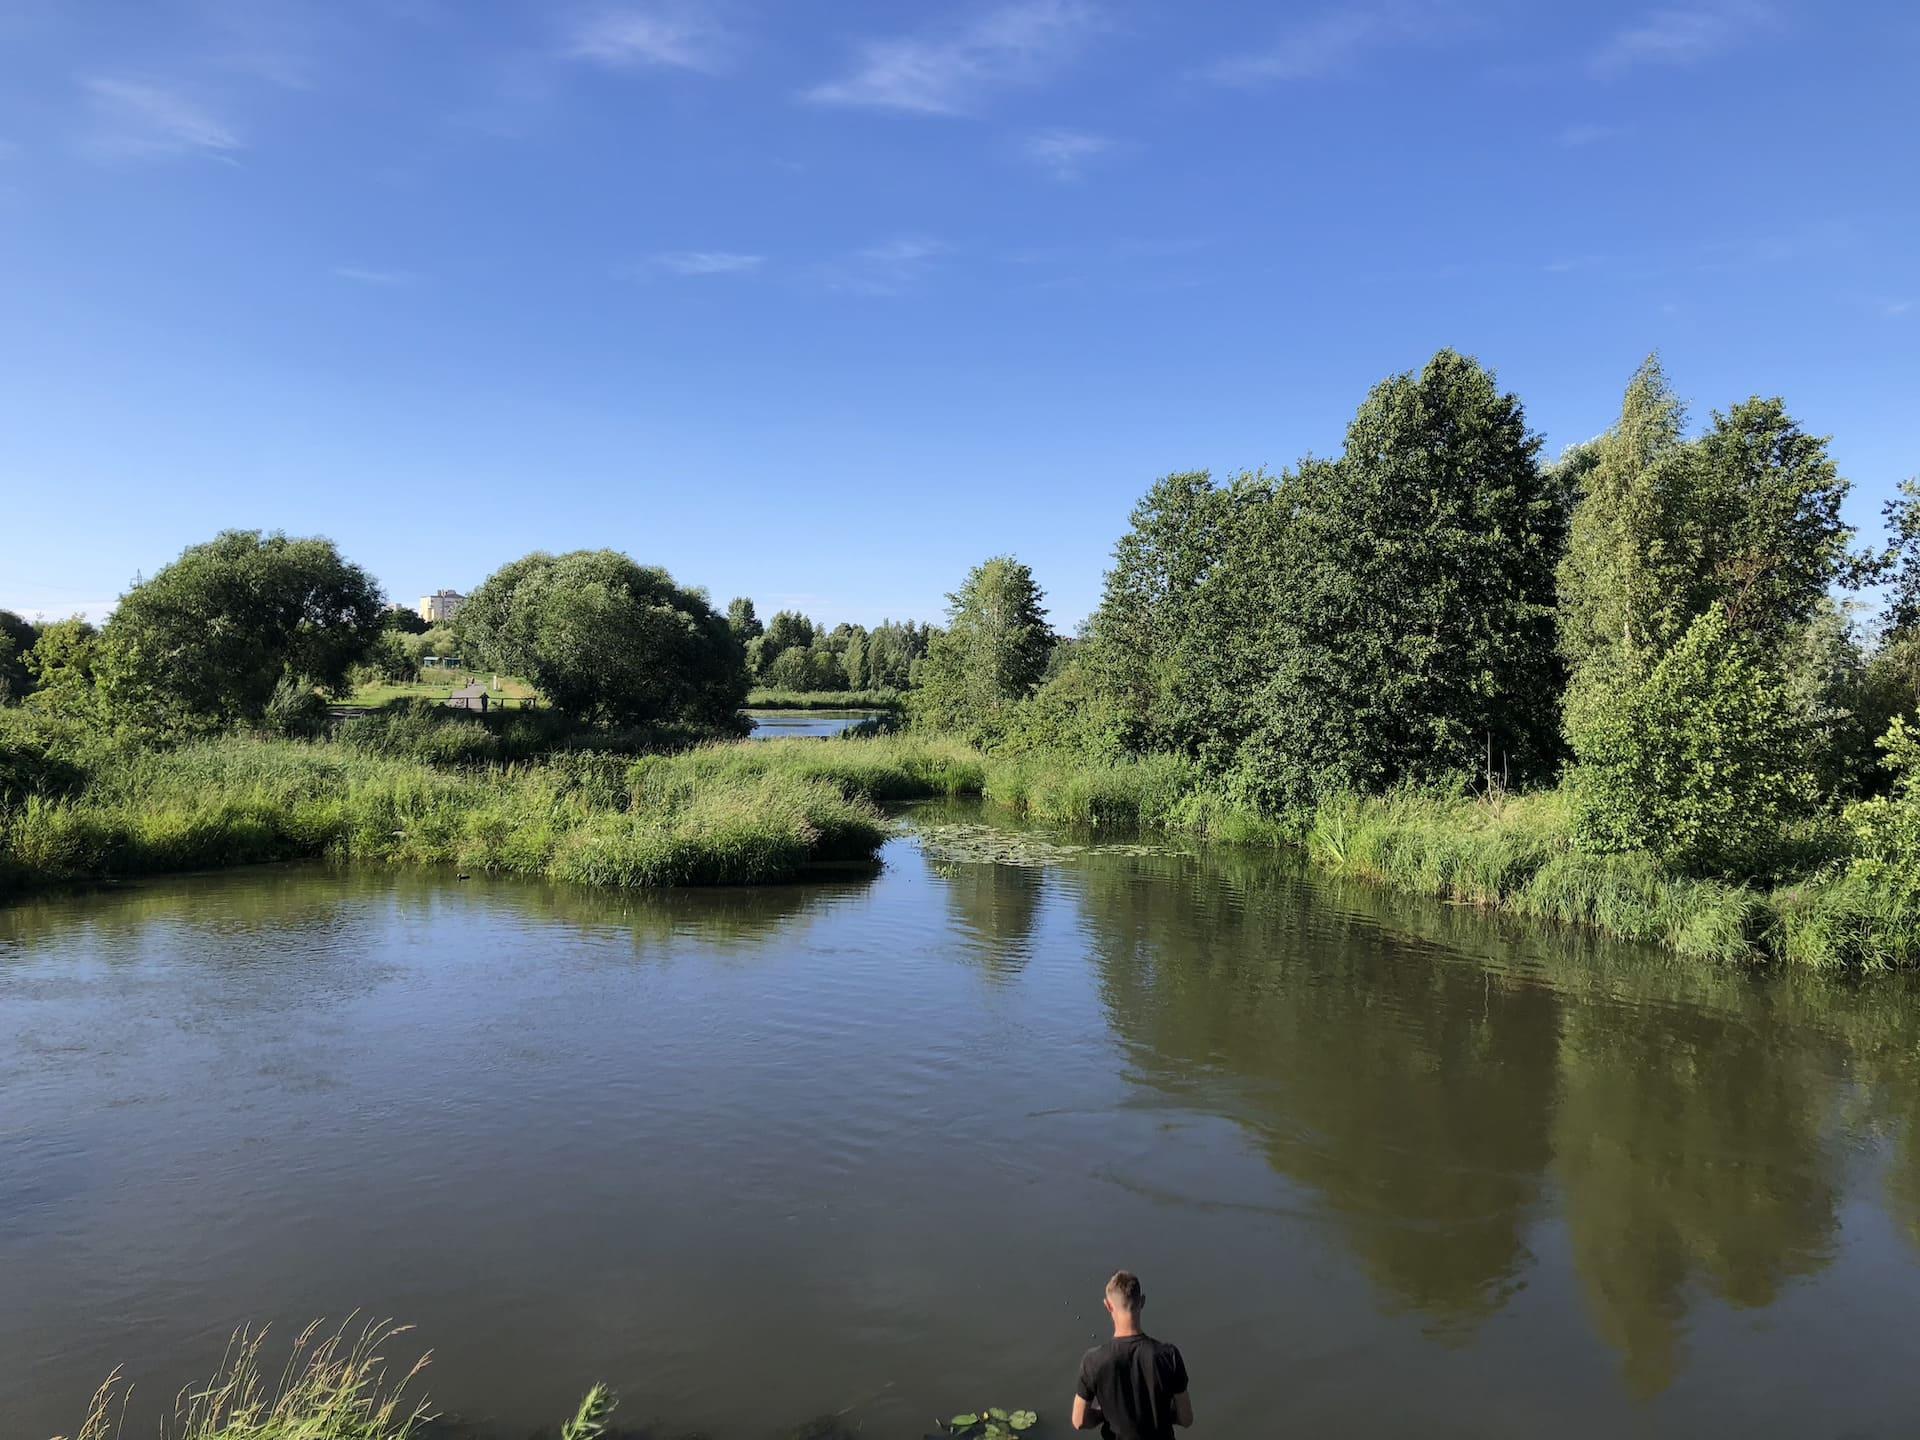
[447,682,489,713]
[418,589,467,624]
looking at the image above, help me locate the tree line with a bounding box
[8,344,1919,895]
[914,350,1920,883]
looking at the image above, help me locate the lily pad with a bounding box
[948,1416,978,1430]
[1010,1412,1037,1430]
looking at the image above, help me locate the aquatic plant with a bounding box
[942,1406,1036,1437]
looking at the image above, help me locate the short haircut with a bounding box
[1106,1271,1145,1313]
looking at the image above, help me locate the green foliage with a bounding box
[746,688,904,711]
[862,619,932,691]
[1106,351,1566,808]
[56,1317,430,1440]
[1081,470,1226,754]
[0,734,892,897]
[1558,356,1703,663]
[1566,605,1818,876]
[262,674,329,740]
[727,595,763,643]
[945,1405,1035,1437]
[912,556,1052,742]
[559,1383,617,1440]
[457,550,747,733]
[383,605,431,635]
[96,531,386,735]
[358,631,419,686]
[0,608,37,702]
[1558,362,1863,875]
[23,617,103,718]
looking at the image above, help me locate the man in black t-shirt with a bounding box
[1071,1270,1193,1440]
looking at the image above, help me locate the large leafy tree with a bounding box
[913,556,1053,737]
[98,530,385,730]
[1558,364,1860,868]
[1082,471,1227,754]
[1198,350,1565,806]
[457,550,746,731]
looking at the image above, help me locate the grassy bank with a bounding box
[744,688,904,711]
[0,734,890,896]
[969,753,1920,972]
[10,719,1918,970]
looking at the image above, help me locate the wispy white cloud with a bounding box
[647,250,766,276]
[824,236,946,296]
[1593,1,1778,71]
[1206,4,1458,86]
[563,4,731,73]
[81,77,241,160]
[1885,299,1914,318]
[1557,121,1618,147]
[1023,127,1111,180]
[804,0,1098,116]
[331,265,416,285]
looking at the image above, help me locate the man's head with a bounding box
[1104,1270,1145,1330]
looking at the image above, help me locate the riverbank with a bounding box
[0,734,891,895]
[969,752,1920,972]
[7,725,1916,970]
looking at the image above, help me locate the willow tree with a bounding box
[98,530,385,734]
[458,550,746,732]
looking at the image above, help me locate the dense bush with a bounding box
[1566,606,1819,875]
[97,530,387,734]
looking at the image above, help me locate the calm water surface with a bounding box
[5,810,1920,1438]
[746,709,885,739]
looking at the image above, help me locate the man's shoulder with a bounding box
[1079,1340,1114,1370]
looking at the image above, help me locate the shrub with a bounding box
[1566,605,1818,877]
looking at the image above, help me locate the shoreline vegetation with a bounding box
[51,1318,1016,1440]
[11,351,1920,972]
[744,688,904,711]
[6,717,1915,971]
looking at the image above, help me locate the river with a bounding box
[4,807,1920,1438]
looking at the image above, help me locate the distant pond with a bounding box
[745,708,885,739]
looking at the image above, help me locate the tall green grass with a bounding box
[0,734,888,895]
[53,1318,614,1440]
[745,688,905,711]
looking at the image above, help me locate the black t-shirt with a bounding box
[1076,1333,1189,1440]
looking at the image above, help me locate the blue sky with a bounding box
[1,0,1915,629]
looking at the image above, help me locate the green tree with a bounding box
[863,620,929,691]
[1566,604,1817,874]
[24,617,101,716]
[1559,363,1862,864]
[384,605,431,635]
[726,596,762,644]
[1557,357,1703,666]
[0,609,37,702]
[913,556,1053,738]
[97,530,385,732]
[1082,471,1226,754]
[457,549,746,731]
[1198,350,1566,806]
